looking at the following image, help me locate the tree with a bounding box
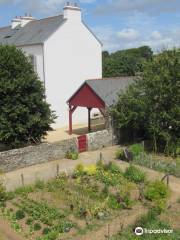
[111,49,180,155]
[102,46,153,77]
[0,45,56,148]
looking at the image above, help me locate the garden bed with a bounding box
[0,161,175,240]
[116,144,180,178]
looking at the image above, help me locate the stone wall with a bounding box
[0,138,77,172]
[87,130,113,151]
[0,130,113,172]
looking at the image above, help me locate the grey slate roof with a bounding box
[0,15,66,46]
[85,77,135,106]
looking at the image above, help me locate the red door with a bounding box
[78,135,87,153]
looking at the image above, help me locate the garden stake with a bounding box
[100,152,102,161]
[107,224,110,240]
[56,164,59,176]
[167,175,169,186]
[21,173,24,186]
[161,174,171,187]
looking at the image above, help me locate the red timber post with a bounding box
[88,108,92,133]
[69,105,77,135]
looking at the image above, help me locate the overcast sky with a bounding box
[0,0,180,52]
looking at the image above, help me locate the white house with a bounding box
[0,3,102,128]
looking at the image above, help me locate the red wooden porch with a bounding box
[67,82,106,135]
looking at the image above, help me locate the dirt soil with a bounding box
[0,146,180,240]
[0,219,24,240]
[74,204,147,240]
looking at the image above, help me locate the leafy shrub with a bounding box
[123,195,134,209]
[43,227,51,235]
[0,183,7,203]
[154,199,167,213]
[145,180,169,201]
[107,195,121,209]
[84,165,97,176]
[128,144,144,157]
[145,180,169,213]
[26,218,33,225]
[124,165,146,183]
[15,210,25,220]
[54,220,74,233]
[35,180,45,190]
[74,164,85,177]
[5,191,15,201]
[96,171,120,186]
[96,159,104,169]
[115,149,126,160]
[37,231,59,240]
[34,223,41,231]
[14,185,34,196]
[104,162,123,174]
[0,45,55,148]
[66,150,79,160]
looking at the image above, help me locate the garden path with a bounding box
[0,219,24,240]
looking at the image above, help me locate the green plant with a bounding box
[37,231,59,240]
[0,45,56,148]
[111,208,180,239]
[14,185,34,196]
[43,227,51,235]
[35,180,45,190]
[26,218,33,225]
[96,159,104,169]
[5,191,15,201]
[123,195,134,209]
[15,199,64,226]
[128,144,144,157]
[96,170,120,186]
[145,180,169,201]
[124,165,146,183]
[84,165,97,176]
[12,223,22,233]
[53,220,74,233]
[115,149,126,160]
[15,209,25,220]
[0,183,7,203]
[111,49,180,155]
[74,164,85,177]
[34,223,41,231]
[107,195,121,209]
[66,149,79,160]
[104,162,123,174]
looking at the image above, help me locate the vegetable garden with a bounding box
[0,160,179,240]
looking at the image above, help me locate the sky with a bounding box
[0,0,180,52]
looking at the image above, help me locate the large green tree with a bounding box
[0,45,56,148]
[103,46,153,77]
[111,49,180,155]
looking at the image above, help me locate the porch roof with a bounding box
[67,76,135,108]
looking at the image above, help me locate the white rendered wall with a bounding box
[19,44,45,84]
[44,20,102,128]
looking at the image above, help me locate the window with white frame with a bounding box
[29,54,37,73]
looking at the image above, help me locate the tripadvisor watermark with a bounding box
[135,227,173,236]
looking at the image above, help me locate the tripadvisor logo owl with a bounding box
[135,227,144,236]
